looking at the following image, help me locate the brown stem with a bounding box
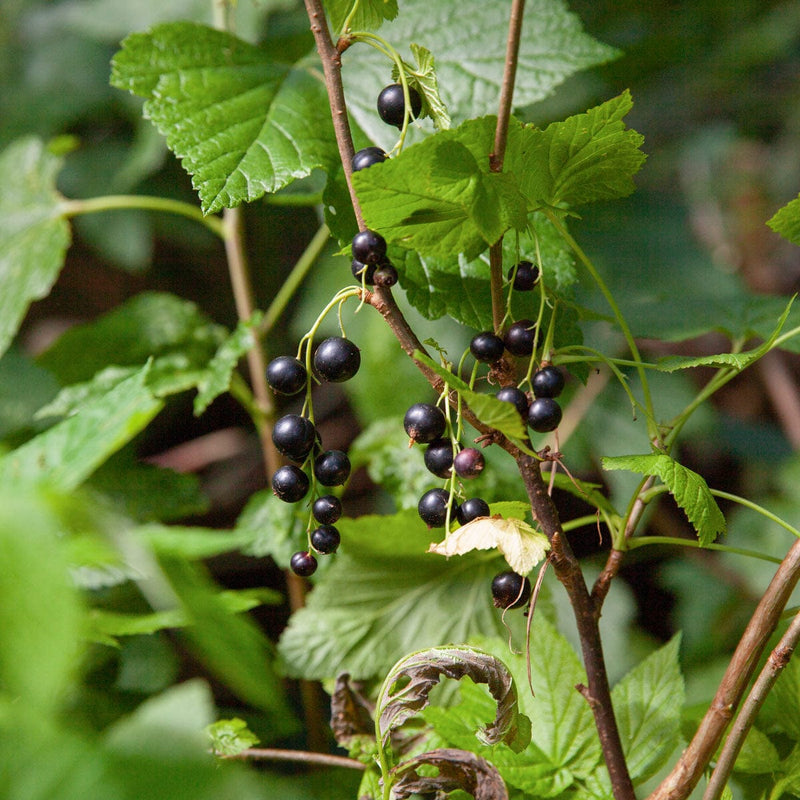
[518,454,636,800]
[649,537,800,800]
[703,608,800,800]
[227,747,366,770]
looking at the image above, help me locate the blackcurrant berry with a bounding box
[424,438,454,478]
[352,146,387,172]
[290,550,318,577]
[491,571,531,609]
[470,331,505,363]
[532,365,565,398]
[456,497,490,525]
[272,465,310,503]
[404,403,446,444]
[310,524,340,555]
[507,261,540,291]
[314,337,361,382]
[527,397,562,433]
[352,258,376,285]
[373,264,398,287]
[272,414,317,461]
[496,386,529,417]
[266,356,307,396]
[314,449,351,486]
[504,319,536,357]
[453,447,485,479]
[377,83,422,128]
[352,229,387,265]
[417,488,450,528]
[312,494,342,525]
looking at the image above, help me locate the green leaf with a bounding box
[194,312,262,415]
[327,0,398,34]
[611,636,684,785]
[508,91,646,210]
[602,453,726,546]
[0,137,71,361]
[760,651,800,741]
[768,194,800,246]
[733,726,781,775]
[277,510,523,680]
[111,23,338,213]
[138,524,259,560]
[235,489,306,567]
[206,718,260,757]
[393,44,451,130]
[354,117,527,260]
[0,365,163,491]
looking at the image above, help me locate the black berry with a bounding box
[352,229,387,265]
[272,414,317,461]
[310,524,340,555]
[312,494,342,525]
[496,386,529,417]
[453,447,485,479]
[528,397,562,432]
[456,497,490,525]
[272,465,310,503]
[352,258,376,285]
[377,83,422,128]
[424,438,454,478]
[314,449,351,486]
[532,365,565,398]
[417,488,450,528]
[404,402,446,444]
[352,146,387,172]
[504,319,536,357]
[314,337,361,382]
[290,550,318,577]
[491,571,531,609]
[266,356,307,396]
[373,264,398,287]
[508,261,540,291]
[470,331,505,363]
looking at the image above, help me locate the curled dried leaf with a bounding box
[330,673,377,761]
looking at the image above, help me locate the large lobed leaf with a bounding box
[111,23,338,213]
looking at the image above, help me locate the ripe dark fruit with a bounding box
[352,258,376,285]
[456,497,490,525]
[272,414,317,461]
[470,331,505,363]
[453,447,485,479]
[418,488,450,528]
[352,229,387,265]
[314,337,361,382]
[504,319,536,356]
[528,397,562,433]
[373,264,398,287]
[312,494,342,525]
[508,260,540,291]
[310,524,340,555]
[266,356,307,396]
[492,571,532,609]
[496,386,529,417]
[424,438,454,478]
[290,550,318,577]
[532,365,565,398]
[272,465,310,503]
[352,146,387,172]
[377,83,422,128]
[404,402,446,444]
[314,449,351,486]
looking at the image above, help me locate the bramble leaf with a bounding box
[768,194,800,246]
[111,23,337,213]
[602,453,726,546]
[0,137,70,361]
[327,0,398,34]
[206,718,260,757]
[393,44,451,130]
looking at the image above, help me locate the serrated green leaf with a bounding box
[768,195,800,246]
[0,365,163,491]
[111,23,338,213]
[760,651,800,741]
[611,635,684,784]
[508,92,646,210]
[393,44,451,130]
[235,488,306,567]
[354,117,527,260]
[277,510,523,680]
[207,717,260,757]
[602,453,726,546]
[327,0,398,34]
[0,137,71,361]
[733,726,781,775]
[194,312,262,415]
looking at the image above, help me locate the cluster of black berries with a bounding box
[266,337,361,577]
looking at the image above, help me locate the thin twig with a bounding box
[703,608,800,800]
[226,747,366,770]
[649,537,800,800]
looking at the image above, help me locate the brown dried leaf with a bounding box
[330,673,377,760]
